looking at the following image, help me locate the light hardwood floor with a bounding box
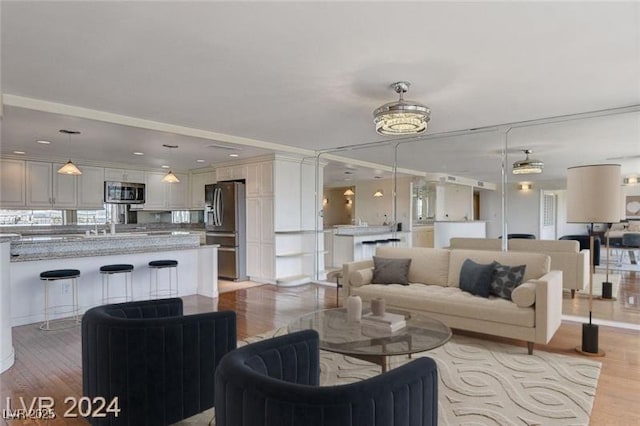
[1,277,638,425]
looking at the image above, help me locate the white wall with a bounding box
[353,177,411,227]
[438,183,473,221]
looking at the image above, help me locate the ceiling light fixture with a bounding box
[229,154,239,158]
[36,140,51,145]
[512,149,544,175]
[373,81,431,135]
[133,152,144,156]
[374,189,384,197]
[57,130,82,175]
[13,151,26,155]
[161,144,180,183]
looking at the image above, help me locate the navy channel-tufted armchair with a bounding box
[215,329,438,426]
[82,298,236,426]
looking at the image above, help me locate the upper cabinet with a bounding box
[190,171,216,208]
[77,166,105,209]
[1,159,105,209]
[0,159,26,207]
[246,162,273,197]
[26,161,53,207]
[104,168,145,183]
[216,165,247,182]
[144,171,189,210]
[26,161,77,208]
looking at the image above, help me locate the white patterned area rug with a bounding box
[176,328,601,426]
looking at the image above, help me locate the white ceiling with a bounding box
[1,1,639,184]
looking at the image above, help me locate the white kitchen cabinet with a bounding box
[246,198,261,243]
[52,163,78,208]
[104,168,145,183]
[144,171,189,210]
[261,197,274,243]
[168,173,189,209]
[143,171,167,209]
[0,159,26,207]
[26,161,53,207]
[77,166,105,209]
[190,171,216,208]
[216,165,247,182]
[245,196,275,282]
[26,161,78,208]
[246,162,273,197]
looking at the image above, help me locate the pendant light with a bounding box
[512,149,544,175]
[373,81,431,135]
[57,130,82,175]
[161,144,180,183]
[161,170,180,183]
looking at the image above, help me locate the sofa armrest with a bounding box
[349,267,374,288]
[531,269,563,344]
[342,259,374,295]
[577,249,591,290]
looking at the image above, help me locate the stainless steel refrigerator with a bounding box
[205,182,247,281]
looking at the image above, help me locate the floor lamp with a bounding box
[566,164,621,356]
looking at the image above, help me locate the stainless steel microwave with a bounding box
[104,181,146,204]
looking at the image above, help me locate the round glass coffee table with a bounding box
[288,308,452,372]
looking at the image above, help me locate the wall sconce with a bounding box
[322,197,328,205]
[344,188,355,196]
[518,183,532,191]
[373,189,383,197]
[624,176,638,185]
[346,199,353,206]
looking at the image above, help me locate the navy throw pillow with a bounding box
[459,259,497,298]
[490,262,527,300]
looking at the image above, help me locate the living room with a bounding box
[1,1,639,425]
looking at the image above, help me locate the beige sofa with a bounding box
[343,246,563,354]
[448,238,589,298]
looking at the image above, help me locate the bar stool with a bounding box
[361,241,378,259]
[39,269,80,331]
[100,264,134,303]
[387,238,402,247]
[148,260,179,299]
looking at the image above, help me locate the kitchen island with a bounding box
[330,226,410,267]
[1,234,20,373]
[5,232,219,329]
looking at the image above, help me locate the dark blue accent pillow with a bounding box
[459,259,497,298]
[490,262,527,300]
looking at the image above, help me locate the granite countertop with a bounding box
[10,232,202,262]
[0,234,21,243]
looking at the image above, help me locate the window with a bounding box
[77,210,107,225]
[0,209,64,226]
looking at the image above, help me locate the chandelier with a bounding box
[373,81,430,135]
[512,149,544,175]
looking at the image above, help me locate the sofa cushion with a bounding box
[490,262,526,300]
[372,257,411,285]
[509,239,579,253]
[448,249,550,288]
[352,284,535,327]
[376,247,450,286]
[511,282,536,307]
[459,259,496,297]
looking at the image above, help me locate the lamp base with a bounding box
[575,323,605,357]
[601,281,613,299]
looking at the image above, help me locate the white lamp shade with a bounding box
[566,164,621,223]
